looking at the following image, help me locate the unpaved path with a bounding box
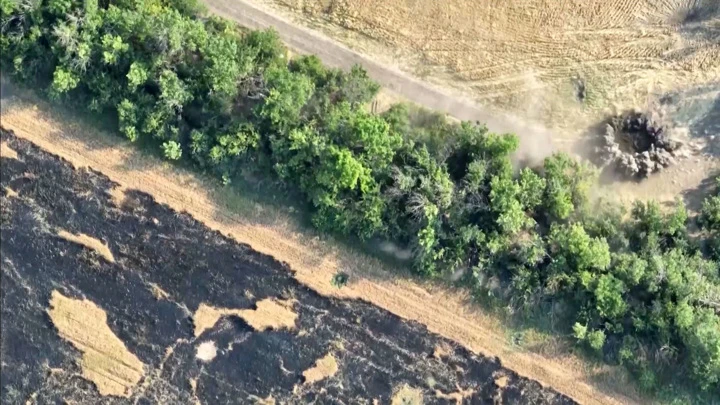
[1,84,643,405]
[2,128,576,404]
[251,0,720,129]
[204,0,559,162]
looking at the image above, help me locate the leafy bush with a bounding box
[2,0,718,396]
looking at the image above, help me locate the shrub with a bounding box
[3,0,718,396]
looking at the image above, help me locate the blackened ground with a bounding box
[0,128,576,404]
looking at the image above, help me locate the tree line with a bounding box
[1,0,718,397]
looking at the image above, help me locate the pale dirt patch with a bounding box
[494,375,509,389]
[1,92,643,404]
[608,155,719,210]
[432,343,453,360]
[195,341,218,362]
[47,290,145,397]
[435,385,473,404]
[193,299,297,337]
[148,283,170,300]
[4,187,19,198]
[302,353,338,385]
[56,230,115,263]
[391,384,424,405]
[0,140,19,160]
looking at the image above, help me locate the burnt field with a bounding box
[0,128,576,404]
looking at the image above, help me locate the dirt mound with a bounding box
[595,111,688,178]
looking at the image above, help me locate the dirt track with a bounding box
[0,86,642,404]
[1,128,578,404]
[253,0,720,128]
[204,0,559,162]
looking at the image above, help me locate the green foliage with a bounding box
[549,223,610,274]
[542,153,595,220]
[50,67,80,96]
[126,62,148,89]
[331,271,349,288]
[4,0,719,396]
[162,140,182,160]
[701,195,720,231]
[594,274,626,320]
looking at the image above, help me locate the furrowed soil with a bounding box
[0,88,642,404]
[233,0,720,206]
[0,128,578,404]
[252,0,720,130]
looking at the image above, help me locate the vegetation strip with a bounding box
[2,0,719,398]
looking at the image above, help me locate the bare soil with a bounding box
[0,87,642,404]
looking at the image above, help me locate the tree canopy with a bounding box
[2,0,718,397]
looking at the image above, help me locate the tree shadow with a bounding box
[682,170,719,212]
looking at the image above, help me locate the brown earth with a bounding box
[1,85,643,404]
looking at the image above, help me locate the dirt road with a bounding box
[204,0,559,162]
[1,84,641,405]
[1,128,577,404]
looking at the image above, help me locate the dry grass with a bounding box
[148,283,170,300]
[432,343,453,360]
[192,299,297,337]
[47,290,145,397]
[192,303,243,337]
[434,385,473,404]
[0,140,19,160]
[302,353,338,385]
[391,384,424,405]
[239,298,298,331]
[494,374,509,389]
[248,394,277,404]
[56,229,115,263]
[0,89,645,405]
[4,187,19,198]
[259,0,720,130]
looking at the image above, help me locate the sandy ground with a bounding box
[1,87,643,404]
